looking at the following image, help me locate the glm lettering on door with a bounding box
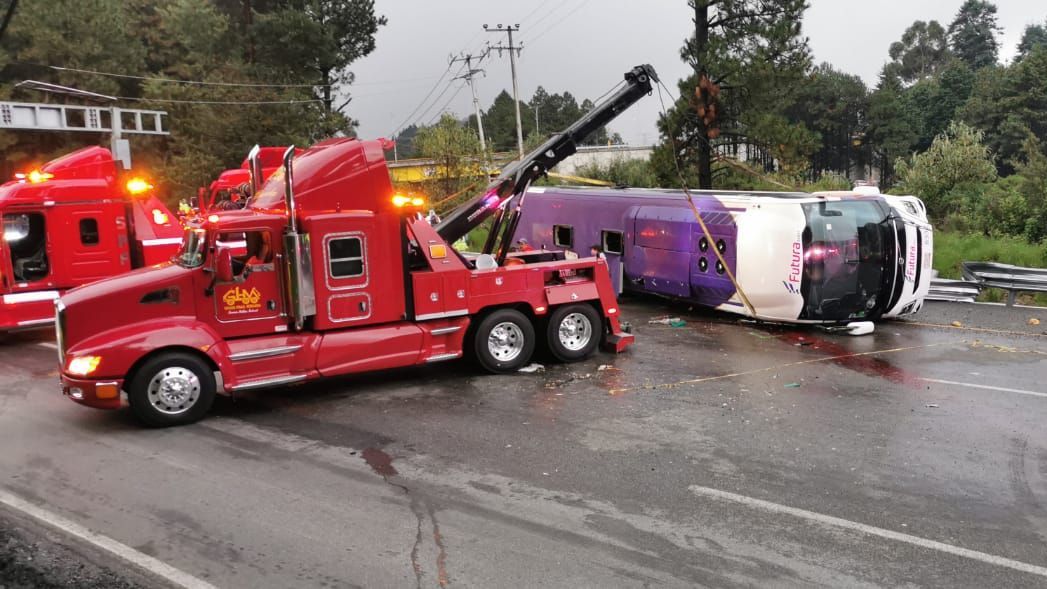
[222,286,262,314]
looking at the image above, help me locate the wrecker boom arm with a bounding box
[435,64,658,250]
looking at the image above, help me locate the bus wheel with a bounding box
[128,353,216,427]
[547,304,600,362]
[474,309,535,374]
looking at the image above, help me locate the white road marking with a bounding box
[0,489,217,589]
[689,485,1047,578]
[920,378,1047,399]
[37,342,58,350]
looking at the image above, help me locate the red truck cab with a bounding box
[0,146,182,331]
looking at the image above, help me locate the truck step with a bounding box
[231,373,307,392]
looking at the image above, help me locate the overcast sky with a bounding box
[348,0,1044,146]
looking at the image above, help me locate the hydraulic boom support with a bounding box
[435,64,657,260]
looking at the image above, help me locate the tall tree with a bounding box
[865,68,919,186]
[785,63,868,177]
[961,45,1047,173]
[887,20,950,83]
[947,0,1000,70]
[250,0,386,120]
[654,0,811,189]
[1016,21,1047,62]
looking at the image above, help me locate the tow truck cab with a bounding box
[0,146,182,331]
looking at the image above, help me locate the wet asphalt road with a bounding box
[1,298,1046,588]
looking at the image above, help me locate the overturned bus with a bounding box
[512,186,933,325]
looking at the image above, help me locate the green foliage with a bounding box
[887,20,951,83]
[947,0,1000,70]
[1017,22,1047,62]
[572,158,660,188]
[932,231,1047,280]
[895,121,997,218]
[785,63,868,177]
[960,45,1047,172]
[413,113,483,207]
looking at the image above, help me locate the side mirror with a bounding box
[216,248,234,283]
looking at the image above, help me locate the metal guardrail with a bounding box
[927,278,982,303]
[961,261,1047,306]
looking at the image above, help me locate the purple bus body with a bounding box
[514,187,747,309]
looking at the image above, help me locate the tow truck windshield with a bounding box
[799,200,895,321]
[176,228,207,268]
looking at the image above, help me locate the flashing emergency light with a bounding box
[392,194,425,208]
[207,214,220,223]
[15,170,54,184]
[125,177,153,195]
[152,209,170,225]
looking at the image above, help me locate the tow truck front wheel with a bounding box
[474,309,535,374]
[127,353,216,427]
[547,304,601,362]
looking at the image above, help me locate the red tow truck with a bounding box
[56,65,656,426]
[0,146,183,331]
[195,146,292,213]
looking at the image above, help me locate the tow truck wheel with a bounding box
[546,304,601,362]
[127,353,216,427]
[474,308,535,374]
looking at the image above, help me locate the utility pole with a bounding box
[484,23,524,156]
[450,48,490,164]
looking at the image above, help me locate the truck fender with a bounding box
[64,318,235,387]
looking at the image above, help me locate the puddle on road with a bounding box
[775,331,921,387]
[362,447,398,477]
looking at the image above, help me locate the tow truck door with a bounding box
[209,229,286,338]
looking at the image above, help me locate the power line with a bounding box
[46,64,328,88]
[389,62,461,136]
[528,0,591,46]
[426,82,468,125]
[407,62,468,128]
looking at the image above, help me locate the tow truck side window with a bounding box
[4,212,49,282]
[79,218,99,246]
[328,237,364,278]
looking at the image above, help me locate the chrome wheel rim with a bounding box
[488,321,525,362]
[146,366,201,415]
[558,312,592,351]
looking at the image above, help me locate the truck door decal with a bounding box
[213,230,282,324]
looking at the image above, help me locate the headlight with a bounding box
[66,355,102,377]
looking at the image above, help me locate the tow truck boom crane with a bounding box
[436,64,658,262]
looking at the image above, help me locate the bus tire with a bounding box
[546,304,601,362]
[127,352,216,428]
[473,309,535,374]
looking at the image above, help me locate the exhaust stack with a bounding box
[280,146,315,330]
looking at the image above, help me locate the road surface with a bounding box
[1,299,1045,588]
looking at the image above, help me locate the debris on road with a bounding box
[784,382,801,388]
[597,364,619,372]
[951,321,963,327]
[925,403,940,408]
[1029,318,1041,326]
[518,363,545,373]
[649,315,682,325]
